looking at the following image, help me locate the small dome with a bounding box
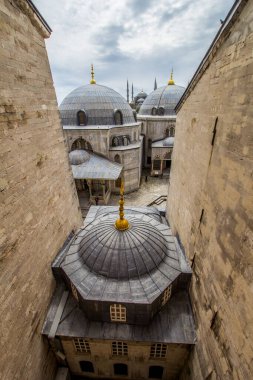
[137,98,145,103]
[69,149,90,165]
[77,215,167,279]
[163,137,174,147]
[135,90,148,102]
[60,84,136,126]
[139,84,185,116]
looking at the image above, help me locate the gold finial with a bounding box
[115,180,129,231]
[90,64,96,84]
[168,69,175,85]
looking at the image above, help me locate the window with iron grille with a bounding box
[110,304,126,322]
[112,341,128,356]
[150,343,167,358]
[71,282,78,301]
[161,285,172,306]
[73,338,91,354]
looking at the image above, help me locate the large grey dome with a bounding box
[139,84,185,116]
[60,84,136,126]
[76,214,167,280]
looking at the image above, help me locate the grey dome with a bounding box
[163,137,174,147]
[60,84,136,126]
[69,149,90,165]
[137,98,145,103]
[77,215,167,280]
[139,84,185,116]
[135,90,148,101]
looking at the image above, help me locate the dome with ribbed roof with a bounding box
[60,84,136,126]
[139,84,185,116]
[77,214,167,279]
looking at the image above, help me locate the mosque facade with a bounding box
[60,66,143,203]
[137,73,185,176]
[61,70,185,205]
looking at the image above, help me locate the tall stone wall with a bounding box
[167,1,253,379]
[0,1,82,379]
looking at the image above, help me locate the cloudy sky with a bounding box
[33,0,233,104]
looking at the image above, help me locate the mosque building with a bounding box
[43,183,195,379]
[60,66,143,204]
[137,72,185,176]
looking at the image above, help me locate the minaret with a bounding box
[115,181,129,231]
[168,68,175,85]
[131,83,134,101]
[154,77,157,90]
[127,80,129,103]
[90,64,96,84]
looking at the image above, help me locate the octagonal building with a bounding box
[43,191,195,379]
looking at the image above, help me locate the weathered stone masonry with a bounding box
[167,1,253,379]
[0,1,82,379]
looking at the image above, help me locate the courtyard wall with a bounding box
[167,1,253,379]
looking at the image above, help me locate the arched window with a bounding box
[114,109,123,125]
[114,363,128,376]
[71,138,93,152]
[114,154,121,164]
[123,136,129,146]
[165,128,170,137]
[170,127,175,137]
[110,304,126,322]
[149,366,164,379]
[158,107,165,116]
[79,361,94,373]
[151,107,157,116]
[112,136,119,147]
[77,110,87,126]
[134,132,137,141]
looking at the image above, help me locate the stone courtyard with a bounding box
[78,173,169,218]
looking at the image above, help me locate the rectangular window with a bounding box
[112,341,128,356]
[71,282,78,301]
[150,343,167,359]
[110,304,126,322]
[161,285,172,306]
[73,338,91,354]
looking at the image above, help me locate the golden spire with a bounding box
[90,64,96,84]
[115,180,129,231]
[168,69,175,85]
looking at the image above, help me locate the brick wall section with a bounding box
[0,1,82,379]
[167,1,253,379]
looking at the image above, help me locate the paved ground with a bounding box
[78,173,169,219]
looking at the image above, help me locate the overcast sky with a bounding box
[33,0,234,104]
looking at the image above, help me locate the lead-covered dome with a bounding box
[77,215,167,279]
[139,83,185,116]
[60,84,136,126]
[69,149,90,165]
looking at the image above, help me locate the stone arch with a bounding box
[114,154,121,164]
[71,138,93,152]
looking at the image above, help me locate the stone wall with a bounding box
[61,338,190,379]
[0,1,82,379]
[167,1,253,379]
